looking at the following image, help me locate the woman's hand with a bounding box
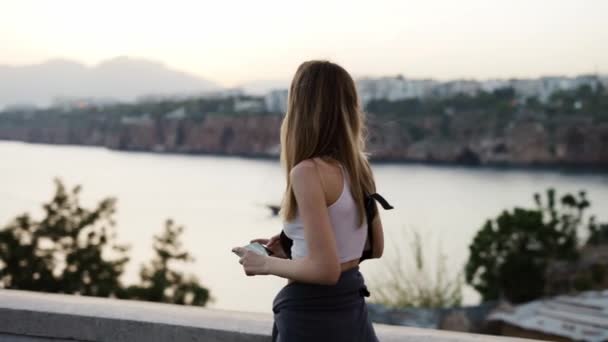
[232,247,271,276]
[250,234,287,259]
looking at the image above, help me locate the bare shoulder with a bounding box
[290,159,322,190]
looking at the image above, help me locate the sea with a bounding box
[1,141,607,312]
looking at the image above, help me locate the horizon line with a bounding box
[1,55,606,88]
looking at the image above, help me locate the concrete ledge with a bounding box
[0,289,539,341]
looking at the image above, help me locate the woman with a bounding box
[232,60,385,342]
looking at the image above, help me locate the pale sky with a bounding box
[1,0,607,86]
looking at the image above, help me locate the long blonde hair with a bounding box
[280,60,375,225]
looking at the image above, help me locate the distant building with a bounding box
[508,79,543,99]
[120,113,154,126]
[600,75,608,89]
[508,75,603,103]
[234,98,265,112]
[433,80,481,98]
[164,107,186,120]
[537,77,566,102]
[52,97,118,112]
[264,89,288,113]
[199,88,245,99]
[1,103,39,113]
[262,74,607,108]
[480,79,511,93]
[356,76,438,105]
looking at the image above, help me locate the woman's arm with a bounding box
[266,161,341,284]
[234,161,341,285]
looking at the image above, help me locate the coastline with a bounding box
[2,138,607,174]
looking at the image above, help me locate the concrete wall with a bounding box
[0,289,538,342]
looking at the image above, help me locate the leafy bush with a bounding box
[465,189,603,304]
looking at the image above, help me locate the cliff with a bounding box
[1,95,607,168]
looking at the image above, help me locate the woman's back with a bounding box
[283,158,367,263]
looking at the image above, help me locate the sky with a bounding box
[1,0,607,86]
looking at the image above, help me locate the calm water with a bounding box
[1,141,607,312]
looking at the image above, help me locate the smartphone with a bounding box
[240,242,273,256]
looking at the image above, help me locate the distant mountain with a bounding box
[237,79,289,95]
[0,57,221,107]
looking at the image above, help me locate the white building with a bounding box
[432,80,482,98]
[508,79,542,99]
[234,98,265,112]
[480,79,511,93]
[571,75,602,91]
[513,75,602,103]
[356,76,437,105]
[164,107,186,120]
[264,89,288,113]
[600,75,608,89]
[121,113,153,126]
[263,75,606,108]
[199,88,245,99]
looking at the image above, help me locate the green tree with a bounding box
[122,219,210,306]
[465,189,595,303]
[0,179,129,296]
[587,217,608,246]
[0,179,210,307]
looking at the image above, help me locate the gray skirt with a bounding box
[272,267,378,342]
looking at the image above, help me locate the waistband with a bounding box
[273,267,370,313]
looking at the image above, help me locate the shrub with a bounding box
[465,189,602,303]
[371,230,462,308]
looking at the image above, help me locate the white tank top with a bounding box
[283,163,367,263]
